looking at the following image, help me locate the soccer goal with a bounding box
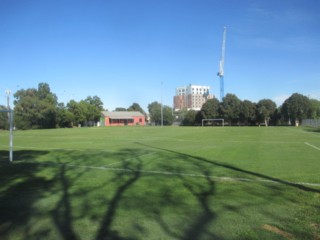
[0,108,14,162]
[202,118,224,127]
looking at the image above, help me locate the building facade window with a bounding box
[173,84,214,111]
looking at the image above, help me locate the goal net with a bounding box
[202,118,224,127]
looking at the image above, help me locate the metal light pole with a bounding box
[161,82,163,126]
[5,90,13,162]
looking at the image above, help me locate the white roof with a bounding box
[101,111,144,118]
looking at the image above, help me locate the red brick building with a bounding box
[101,111,145,126]
[173,84,213,111]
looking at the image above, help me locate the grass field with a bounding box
[0,126,319,239]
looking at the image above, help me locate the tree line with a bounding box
[177,93,320,126]
[1,82,319,129]
[0,83,147,130]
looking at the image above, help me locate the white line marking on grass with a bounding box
[106,152,156,166]
[8,145,116,153]
[304,142,320,151]
[21,161,320,187]
[14,145,62,150]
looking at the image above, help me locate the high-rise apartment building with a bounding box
[173,84,214,111]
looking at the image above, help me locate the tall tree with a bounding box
[56,103,74,128]
[219,94,241,125]
[67,100,86,126]
[85,96,104,111]
[115,107,127,111]
[148,102,161,125]
[0,105,9,130]
[66,96,104,127]
[127,103,146,115]
[309,99,320,119]
[198,98,220,120]
[83,98,102,124]
[148,101,173,125]
[239,100,256,125]
[13,83,58,129]
[174,108,189,124]
[256,99,277,126]
[181,110,198,126]
[162,105,174,125]
[281,93,311,125]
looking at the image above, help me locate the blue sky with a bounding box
[0,0,319,111]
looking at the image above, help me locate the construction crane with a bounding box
[217,27,227,101]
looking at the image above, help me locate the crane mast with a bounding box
[217,27,226,101]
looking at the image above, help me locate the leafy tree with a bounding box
[309,99,320,119]
[67,100,86,126]
[256,99,277,126]
[181,110,198,126]
[82,102,100,124]
[173,108,189,124]
[127,103,146,115]
[162,105,174,125]
[13,83,58,129]
[85,96,104,111]
[56,103,74,128]
[239,100,256,125]
[0,105,9,130]
[219,94,241,125]
[115,107,127,111]
[66,96,104,127]
[148,101,173,125]
[281,93,311,125]
[198,98,220,120]
[148,102,161,125]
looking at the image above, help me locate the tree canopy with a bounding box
[180,93,316,127]
[5,82,318,129]
[127,103,146,115]
[12,83,105,129]
[14,83,58,129]
[219,94,241,125]
[239,100,256,125]
[256,99,277,126]
[281,93,312,124]
[198,98,220,120]
[0,105,9,130]
[148,101,174,125]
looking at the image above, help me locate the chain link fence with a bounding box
[302,119,320,128]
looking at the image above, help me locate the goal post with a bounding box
[202,118,224,127]
[0,109,13,162]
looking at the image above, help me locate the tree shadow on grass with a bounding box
[95,150,142,240]
[1,148,144,240]
[50,163,84,240]
[154,173,219,240]
[134,142,320,239]
[303,127,320,133]
[2,144,318,240]
[45,148,145,240]
[0,150,54,239]
[48,145,319,240]
[135,143,320,194]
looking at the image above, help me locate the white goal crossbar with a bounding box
[202,118,224,127]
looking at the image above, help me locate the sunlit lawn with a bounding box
[0,126,319,239]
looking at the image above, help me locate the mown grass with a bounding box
[0,126,319,239]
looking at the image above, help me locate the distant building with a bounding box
[173,84,214,111]
[101,111,145,126]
